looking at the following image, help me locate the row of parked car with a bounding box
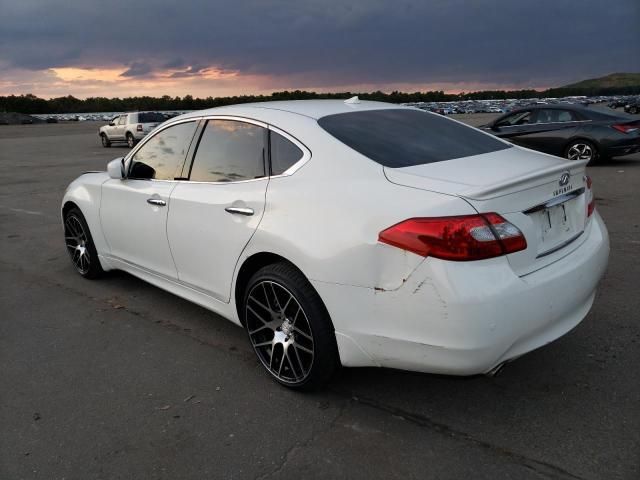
[406,95,640,116]
[99,100,639,166]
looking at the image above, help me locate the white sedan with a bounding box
[62,99,609,389]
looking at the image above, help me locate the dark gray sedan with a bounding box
[481,105,640,164]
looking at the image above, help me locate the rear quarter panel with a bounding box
[240,123,478,291]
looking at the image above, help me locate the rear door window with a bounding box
[189,119,266,182]
[318,109,510,168]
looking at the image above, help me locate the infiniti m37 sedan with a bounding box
[62,99,609,389]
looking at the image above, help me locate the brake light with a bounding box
[378,213,527,261]
[585,175,595,217]
[136,124,143,132]
[612,124,639,134]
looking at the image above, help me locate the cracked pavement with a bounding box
[1,118,639,479]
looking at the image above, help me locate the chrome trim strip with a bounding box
[499,120,592,128]
[524,188,585,214]
[536,231,584,259]
[125,115,312,185]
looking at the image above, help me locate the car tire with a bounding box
[101,133,111,148]
[564,139,599,165]
[126,133,136,148]
[63,207,104,279]
[242,262,339,390]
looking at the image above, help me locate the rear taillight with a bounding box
[136,124,143,131]
[378,213,527,261]
[585,175,595,218]
[612,124,639,134]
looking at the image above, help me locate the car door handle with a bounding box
[147,198,166,207]
[225,207,254,216]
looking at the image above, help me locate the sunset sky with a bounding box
[1,0,638,99]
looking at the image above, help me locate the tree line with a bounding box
[2,86,639,114]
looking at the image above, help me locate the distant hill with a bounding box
[562,73,640,89]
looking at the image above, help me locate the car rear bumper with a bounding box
[603,142,640,157]
[601,131,640,158]
[313,212,609,375]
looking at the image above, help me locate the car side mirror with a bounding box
[107,157,125,179]
[109,122,115,126]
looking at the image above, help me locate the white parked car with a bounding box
[62,99,609,389]
[99,111,165,148]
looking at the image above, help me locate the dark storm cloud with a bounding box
[162,58,187,69]
[0,0,638,87]
[120,61,153,77]
[169,64,210,78]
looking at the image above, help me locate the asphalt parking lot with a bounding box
[1,117,639,480]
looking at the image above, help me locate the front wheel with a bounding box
[101,134,111,148]
[243,262,339,389]
[565,140,599,165]
[63,208,104,279]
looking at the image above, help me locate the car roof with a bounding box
[179,99,403,121]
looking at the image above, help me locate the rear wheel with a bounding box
[63,208,104,279]
[126,133,136,148]
[565,139,599,165]
[243,262,339,389]
[101,133,111,148]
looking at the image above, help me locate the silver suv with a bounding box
[99,112,165,148]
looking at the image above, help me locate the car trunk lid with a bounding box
[384,147,591,276]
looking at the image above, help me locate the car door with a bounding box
[512,109,582,155]
[166,118,270,302]
[100,120,199,278]
[113,115,127,140]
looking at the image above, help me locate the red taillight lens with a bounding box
[378,213,526,261]
[612,124,639,134]
[137,124,143,131]
[585,175,595,217]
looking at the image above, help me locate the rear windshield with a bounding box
[137,112,165,123]
[318,109,511,168]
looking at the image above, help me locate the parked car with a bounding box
[623,101,640,115]
[481,105,640,164]
[63,100,609,389]
[99,111,165,148]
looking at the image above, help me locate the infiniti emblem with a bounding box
[559,172,570,186]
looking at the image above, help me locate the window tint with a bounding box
[270,131,304,175]
[318,109,510,168]
[495,111,532,127]
[189,120,266,182]
[129,121,197,180]
[533,109,578,123]
[138,112,166,123]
